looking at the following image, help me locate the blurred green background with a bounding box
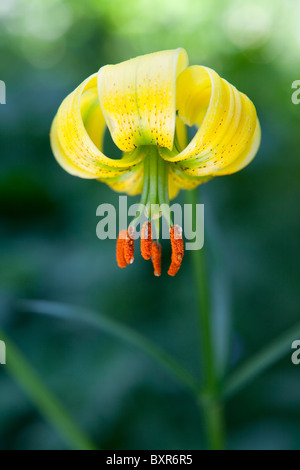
[0,0,300,450]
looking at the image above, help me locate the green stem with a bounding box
[148,147,158,221]
[158,155,172,226]
[185,189,225,450]
[0,329,96,450]
[129,149,150,228]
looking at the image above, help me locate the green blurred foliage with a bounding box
[0,0,300,450]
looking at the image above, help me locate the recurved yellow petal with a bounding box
[169,163,211,192]
[97,48,188,153]
[102,161,144,196]
[50,74,144,180]
[160,65,260,178]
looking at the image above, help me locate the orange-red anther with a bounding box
[168,225,184,276]
[151,241,161,277]
[141,221,152,260]
[116,230,128,268]
[124,228,135,265]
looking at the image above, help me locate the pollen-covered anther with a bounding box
[168,225,184,276]
[116,230,128,268]
[124,227,135,265]
[141,221,152,260]
[151,241,161,277]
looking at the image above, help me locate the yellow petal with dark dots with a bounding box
[160,65,260,178]
[214,118,261,175]
[97,48,188,153]
[50,74,144,179]
[100,162,144,196]
[169,163,212,191]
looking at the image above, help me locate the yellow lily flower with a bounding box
[50,48,260,276]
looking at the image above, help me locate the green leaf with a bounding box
[16,299,200,395]
[223,322,300,399]
[0,329,96,450]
